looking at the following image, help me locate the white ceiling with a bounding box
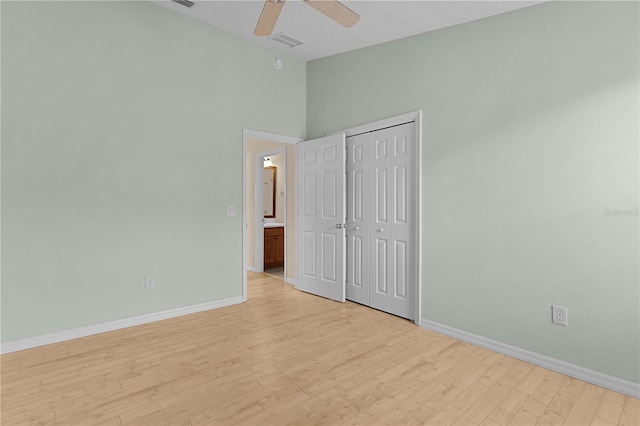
[153,0,546,62]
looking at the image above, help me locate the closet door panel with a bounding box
[371,135,394,304]
[370,123,415,320]
[394,240,407,299]
[346,135,370,305]
[345,120,416,321]
[390,129,414,310]
[296,133,346,302]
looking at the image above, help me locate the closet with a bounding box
[295,116,418,321]
[345,122,417,320]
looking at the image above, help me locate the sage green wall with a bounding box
[307,1,639,383]
[1,1,306,342]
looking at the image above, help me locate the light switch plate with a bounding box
[226,206,237,217]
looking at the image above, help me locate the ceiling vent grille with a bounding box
[268,33,304,48]
[172,0,194,8]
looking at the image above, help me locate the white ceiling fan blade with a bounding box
[254,0,286,37]
[304,0,360,28]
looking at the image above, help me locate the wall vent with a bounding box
[268,33,304,48]
[172,0,195,8]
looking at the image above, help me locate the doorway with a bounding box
[255,148,286,277]
[242,129,301,302]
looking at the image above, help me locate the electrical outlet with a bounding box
[226,206,237,217]
[145,276,156,290]
[552,305,568,326]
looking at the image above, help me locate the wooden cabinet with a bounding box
[264,227,284,268]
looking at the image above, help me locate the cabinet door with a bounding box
[264,228,284,268]
[275,235,285,264]
[264,234,274,268]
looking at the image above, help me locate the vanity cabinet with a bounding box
[264,227,284,268]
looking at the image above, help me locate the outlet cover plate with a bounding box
[145,276,156,290]
[552,305,568,326]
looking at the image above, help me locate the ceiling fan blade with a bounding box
[304,0,359,28]
[254,0,285,37]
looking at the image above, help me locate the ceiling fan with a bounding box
[254,0,360,37]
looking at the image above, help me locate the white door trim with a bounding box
[329,110,423,325]
[242,129,302,302]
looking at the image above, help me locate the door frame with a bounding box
[329,110,423,325]
[242,129,302,302]
[254,147,286,273]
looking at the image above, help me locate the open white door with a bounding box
[296,133,346,302]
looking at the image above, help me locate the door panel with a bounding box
[297,122,416,318]
[296,134,346,302]
[303,173,317,217]
[371,132,394,308]
[395,240,407,299]
[369,123,415,319]
[346,135,370,305]
[395,165,407,224]
[376,238,388,294]
[321,232,337,282]
[352,236,364,287]
[376,168,388,223]
[322,170,337,218]
[302,231,316,277]
[346,122,416,320]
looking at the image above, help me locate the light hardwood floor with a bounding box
[1,272,638,425]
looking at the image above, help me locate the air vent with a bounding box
[268,33,303,48]
[172,0,194,8]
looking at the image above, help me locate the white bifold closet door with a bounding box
[296,133,346,302]
[346,122,416,320]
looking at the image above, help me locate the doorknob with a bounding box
[378,228,384,232]
[336,223,344,229]
[355,226,360,230]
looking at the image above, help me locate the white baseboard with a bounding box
[246,266,257,272]
[1,296,244,355]
[285,277,296,285]
[420,319,640,399]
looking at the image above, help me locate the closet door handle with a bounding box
[378,228,384,232]
[336,223,344,229]
[355,226,360,231]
